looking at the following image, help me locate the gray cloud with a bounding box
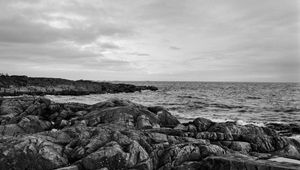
[127,52,150,56]
[170,46,180,50]
[0,0,298,81]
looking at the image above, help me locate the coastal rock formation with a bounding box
[0,96,300,170]
[0,74,158,96]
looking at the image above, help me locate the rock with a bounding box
[241,135,289,152]
[193,117,213,132]
[274,143,300,160]
[158,143,200,168]
[157,110,180,128]
[171,161,202,170]
[59,119,69,128]
[18,115,52,133]
[80,142,128,170]
[55,165,79,170]
[0,75,158,96]
[250,152,272,159]
[0,97,35,116]
[0,96,299,170]
[0,136,68,170]
[200,155,300,170]
[173,144,201,166]
[82,99,163,129]
[150,133,168,143]
[198,144,226,158]
[144,128,185,137]
[158,143,225,169]
[267,123,300,136]
[174,124,188,131]
[0,124,25,136]
[137,115,156,129]
[126,140,152,169]
[208,122,276,139]
[79,140,151,170]
[187,124,197,133]
[196,132,233,141]
[221,141,251,153]
[147,106,165,114]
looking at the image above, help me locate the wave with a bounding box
[246,96,262,100]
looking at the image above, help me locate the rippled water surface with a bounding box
[46,82,300,124]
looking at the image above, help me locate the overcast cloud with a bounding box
[0,0,299,81]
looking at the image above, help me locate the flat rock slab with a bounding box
[201,155,300,170]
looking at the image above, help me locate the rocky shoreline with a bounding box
[0,96,300,170]
[0,75,158,96]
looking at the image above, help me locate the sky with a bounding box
[0,0,299,82]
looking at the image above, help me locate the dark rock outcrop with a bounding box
[267,122,300,136]
[0,74,158,96]
[0,96,299,170]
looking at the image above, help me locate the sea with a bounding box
[46,82,300,125]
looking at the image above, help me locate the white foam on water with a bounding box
[235,119,265,127]
[172,110,266,126]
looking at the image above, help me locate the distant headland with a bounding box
[0,74,158,96]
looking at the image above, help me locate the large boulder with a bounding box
[157,110,180,128]
[193,117,214,132]
[0,97,51,125]
[0,136,68,170]
[157,143,225,169]
[79,140,152,170]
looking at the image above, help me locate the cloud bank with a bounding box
[0,0,299,81]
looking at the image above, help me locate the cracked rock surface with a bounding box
[0,96,299,170]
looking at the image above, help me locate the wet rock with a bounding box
[147,106,165,114]
[157,110,180,128]
[193,117,214,132]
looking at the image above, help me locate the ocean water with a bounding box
[46,82,300,125]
